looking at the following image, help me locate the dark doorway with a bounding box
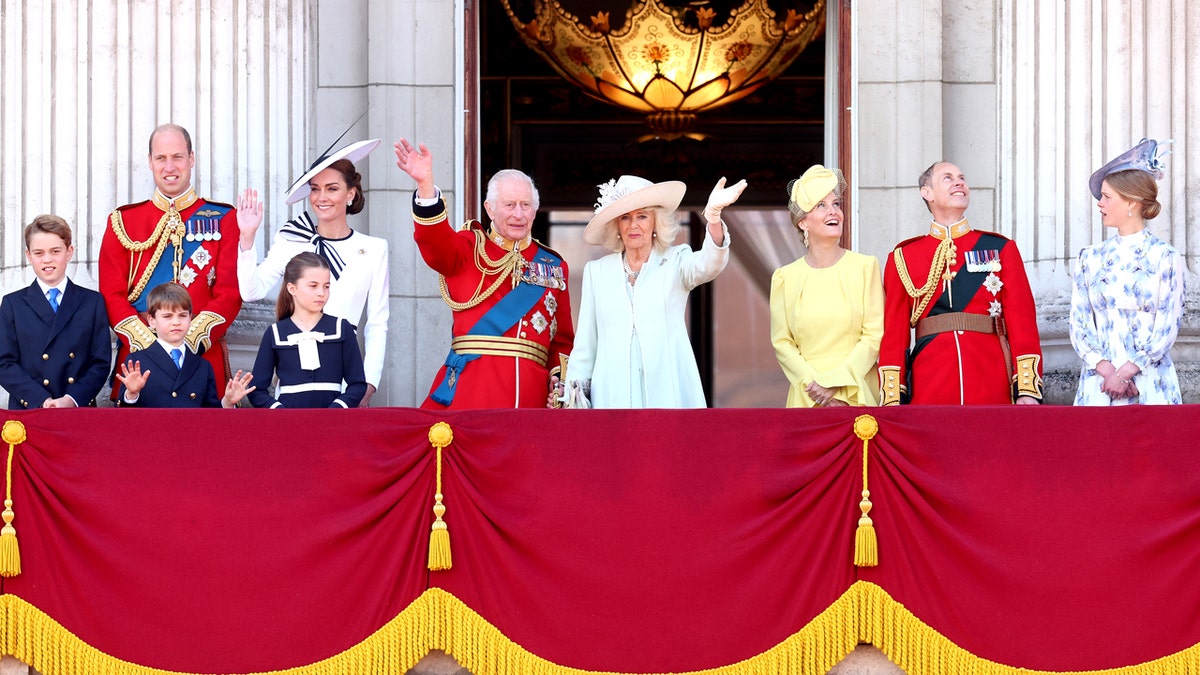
[473,1,831,406]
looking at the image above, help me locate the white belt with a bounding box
[278,382,343,395]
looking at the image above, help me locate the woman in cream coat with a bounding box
[564,175,746,408]
[770,165,883,407]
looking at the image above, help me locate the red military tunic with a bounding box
[878,220,1043,405]
[414,196,573,409]
[99,188,242,397]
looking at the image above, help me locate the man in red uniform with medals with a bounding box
[878,161,1043,405]
[394,138,573,409]
[99,124,243,398]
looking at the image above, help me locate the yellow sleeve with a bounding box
[769,266,817,388]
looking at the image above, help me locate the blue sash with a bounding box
[431,248,562,406]
[132,203,232,311]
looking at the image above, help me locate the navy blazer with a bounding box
[0,279,112,409]
[118,343,221,408]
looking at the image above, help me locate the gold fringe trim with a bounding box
[3,585,1200,675]
[851,581,1200,675]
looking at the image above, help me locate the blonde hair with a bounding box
[599,206,678,254]
[1104,169,1162,220]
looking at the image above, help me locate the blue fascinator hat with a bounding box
[1089,138,1171,200]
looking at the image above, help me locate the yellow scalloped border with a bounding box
[3,583,1199,675]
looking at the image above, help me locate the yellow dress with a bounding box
[769,251,884,407]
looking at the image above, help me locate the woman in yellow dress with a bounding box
[769,165,884,407]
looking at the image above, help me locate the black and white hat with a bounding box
[284,138,382,205]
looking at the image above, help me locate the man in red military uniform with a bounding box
[394,138,573,409]
[99,124,243,397]
[878,161,1043,405]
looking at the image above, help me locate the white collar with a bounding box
[35,278,69,298]
[157,339,187,358]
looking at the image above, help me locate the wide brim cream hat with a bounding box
[583,175,686,245]
[284,138,382,205]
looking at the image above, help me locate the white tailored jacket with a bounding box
[566,229,729,408]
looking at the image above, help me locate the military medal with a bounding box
[965,249,1001,273]
[212,219,222,240]
[185,221,196,242]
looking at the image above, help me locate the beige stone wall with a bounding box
[305,0,462,406]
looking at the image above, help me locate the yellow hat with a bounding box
[786,165,845,215]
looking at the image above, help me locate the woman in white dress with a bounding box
[1070,139,1186,405]
[563,175,746,408]
[236,140,389,405]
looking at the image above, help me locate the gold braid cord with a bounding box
[111,208,187,304]
[853,415,879,567]
[894,237,957,326]
[1,420,26,577]
[438,229,528,311]
[427,422,453,571]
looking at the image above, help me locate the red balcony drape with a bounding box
[0,406,1197,675]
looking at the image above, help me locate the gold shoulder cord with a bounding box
[438,229,528,311]
[893,237,956,326]
[111,209,186,304]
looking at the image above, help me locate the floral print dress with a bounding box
[1069,230,1186,405]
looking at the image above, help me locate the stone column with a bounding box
[853,0,950,263]
[0,0,310,408]
[996,0,1200,401]
[308,0,461,406]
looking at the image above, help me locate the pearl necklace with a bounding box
[622,253,641,284]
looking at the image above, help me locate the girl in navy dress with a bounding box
[249,252,368,408]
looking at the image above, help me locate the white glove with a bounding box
[704,177,748,225]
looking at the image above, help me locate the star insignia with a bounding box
[983,272,1004,296]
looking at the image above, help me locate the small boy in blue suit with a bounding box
[0,215,112,409]
[116,283,254,408]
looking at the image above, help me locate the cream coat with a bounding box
[566,231,729,408]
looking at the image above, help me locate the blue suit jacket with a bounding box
[0,279,112,409]
[118,343,221,408]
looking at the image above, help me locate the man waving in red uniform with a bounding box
[394,138,573,409]
[878,162,1043,405]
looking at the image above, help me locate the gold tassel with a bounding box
[853,415,878,567]
[427,422,454,571]
[1,420,27,577]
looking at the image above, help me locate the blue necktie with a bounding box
[47,288,60,313]
[171,348,183,370]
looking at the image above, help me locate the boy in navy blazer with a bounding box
[116,283,254,408]
[0,215,112,409]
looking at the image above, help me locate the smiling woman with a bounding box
[562,173,747,408]
[236,139,390,406]
[769,164,883,408]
